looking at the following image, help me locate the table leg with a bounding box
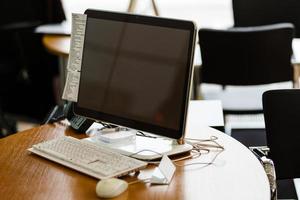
[293,63,300,88]
[127,0,137,13]
[127,0,159,16]
[151,0,160,16]
[192,65,202,100]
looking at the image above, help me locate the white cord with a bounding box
[127,136,225,167]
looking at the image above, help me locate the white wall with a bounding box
[61,0,233,29]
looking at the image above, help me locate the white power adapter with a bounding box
[97,130,136,144]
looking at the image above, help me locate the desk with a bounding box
[0,123,270,199]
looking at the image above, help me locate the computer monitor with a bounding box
[74,9,196,142]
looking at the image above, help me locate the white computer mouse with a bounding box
[96,178,128,198]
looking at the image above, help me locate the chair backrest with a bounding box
[263,89,300,179]
[0,0,65,26]
[232,0,300,38]
[0,21,57,122]
[198,23,294,86]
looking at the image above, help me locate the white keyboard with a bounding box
[28,136,147,179]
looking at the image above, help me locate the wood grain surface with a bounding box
[0,123,270,200]
[42,35,70,57]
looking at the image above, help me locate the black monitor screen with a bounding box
[75,9,195,139]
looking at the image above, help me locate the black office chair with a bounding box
[198,23,294,115]
[0,0,66,137]
[263,89,300,198]
[232,0,300,38]
[0,22,40,137]
[0,21,58,137]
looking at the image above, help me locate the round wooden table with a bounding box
[0,121,270,200]
[42,35,70,57]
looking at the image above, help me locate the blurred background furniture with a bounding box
[232,0,300,38]
[197,23,295,145]
[0,0,66,137]
[0,22,40,136]
[263,89,300,199]
[198,23,295,114]
[42,35,70,97]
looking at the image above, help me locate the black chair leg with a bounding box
[277,179,298,199]
[0,110,17,138]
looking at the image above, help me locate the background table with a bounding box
[0,122,270,200]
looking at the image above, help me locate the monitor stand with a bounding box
[83,125,192,160]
